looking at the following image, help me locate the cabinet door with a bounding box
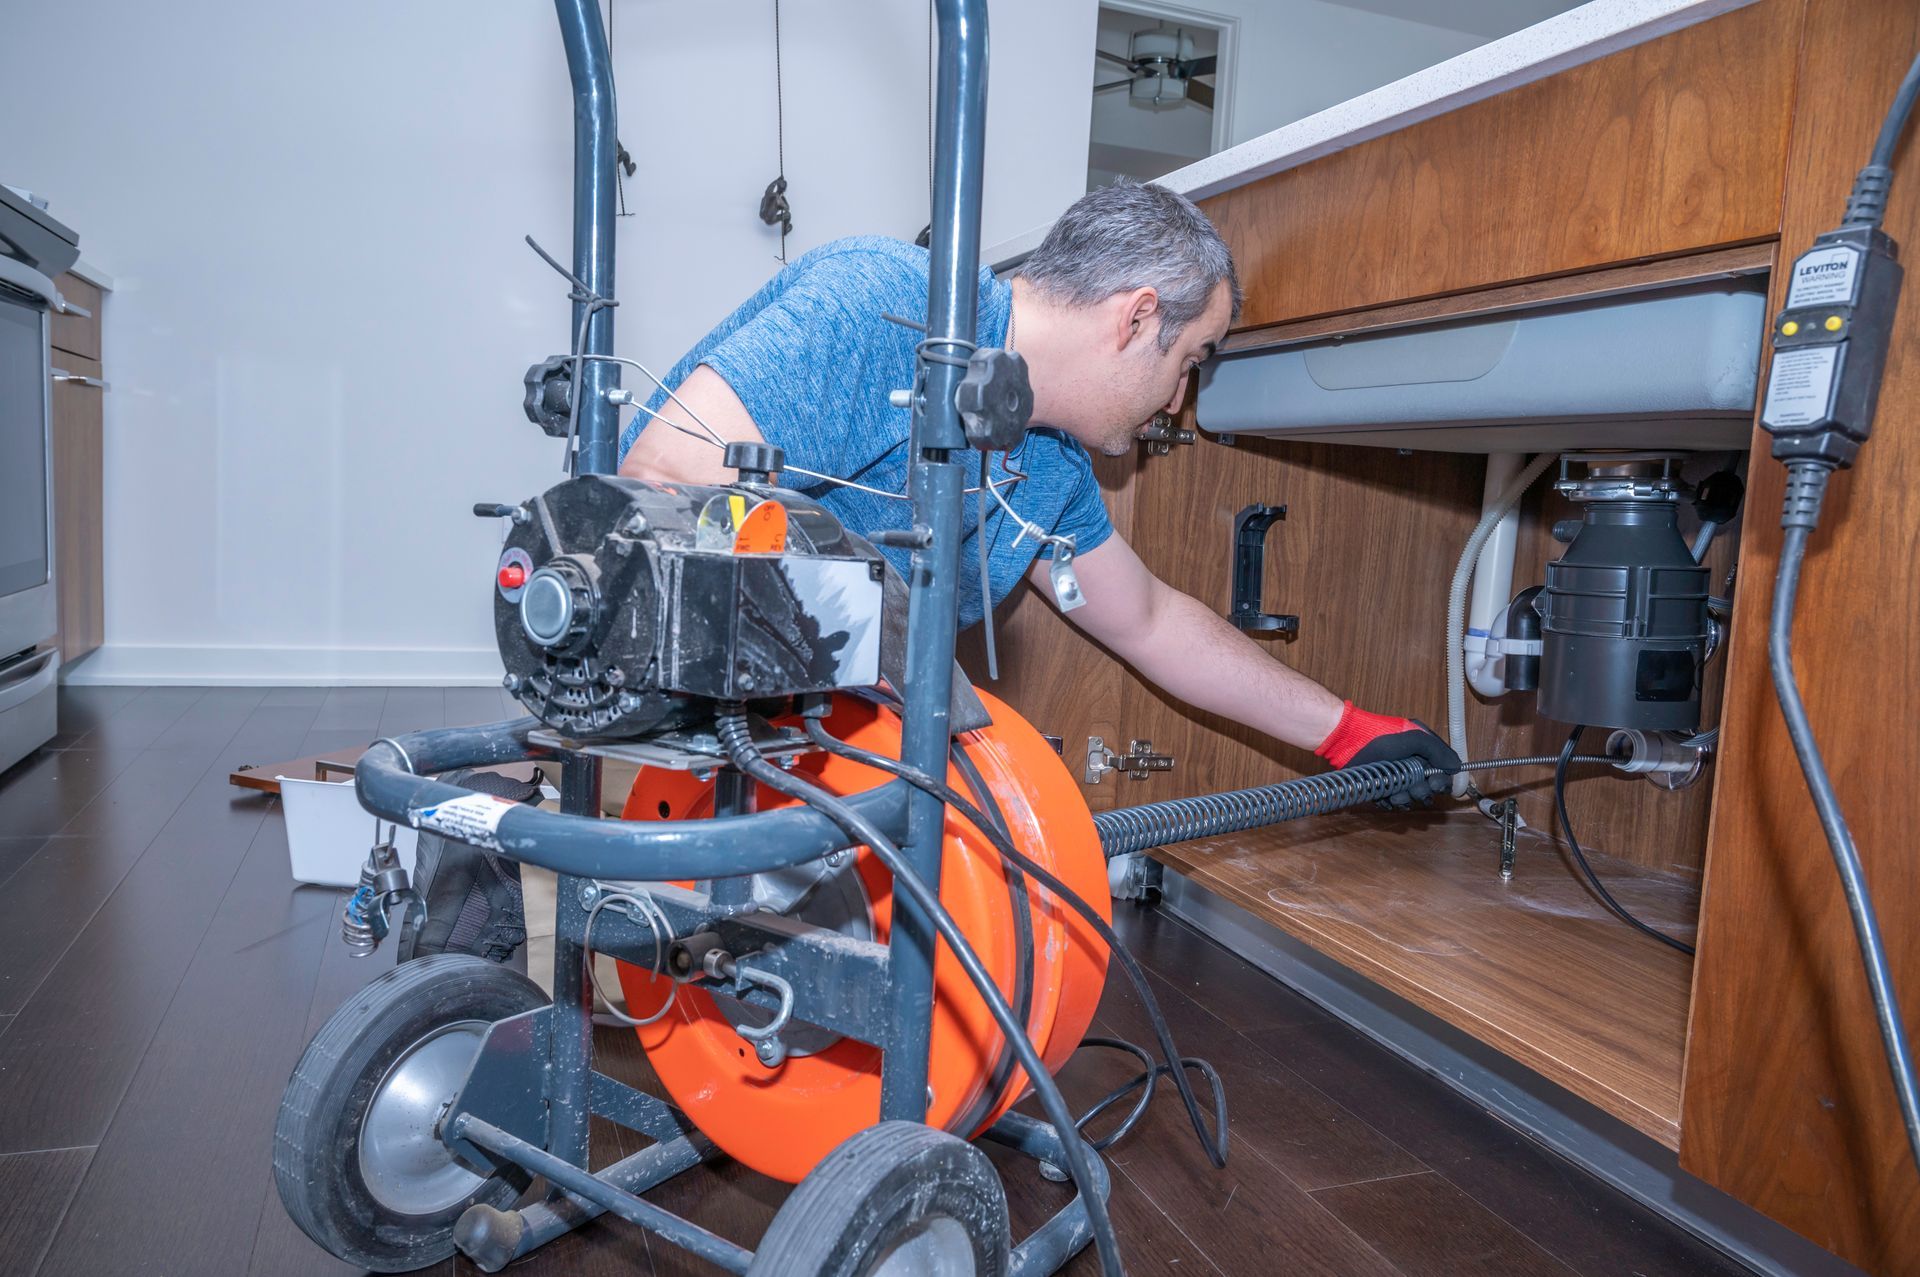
[50,354,104,665]
[51,275,101,360]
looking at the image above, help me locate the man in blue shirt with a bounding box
[620,181,1458,802]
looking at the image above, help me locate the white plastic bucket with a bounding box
[279,774,419,888]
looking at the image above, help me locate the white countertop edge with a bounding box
[69,258,113,290]
[987,0,1759,271]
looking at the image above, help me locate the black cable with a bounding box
[803,716,1231,1170]
[978,451,998,680]
[944,738,1035,1141]
[1553,726,1695,957]
[714,710,1127,1276]
[1846,49,1920,226]
[1769,464,1920,1173]
[1071,1037,1225,1157]
[1870,49,1920,172]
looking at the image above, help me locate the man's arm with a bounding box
[1044,533,1342,751]
[616,365,766,486]
[1035,533,1460,800]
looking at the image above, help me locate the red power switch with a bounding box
[497,563,527,590]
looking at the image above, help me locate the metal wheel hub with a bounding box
[358,1019,490,1216]
[866,1216,978,1277]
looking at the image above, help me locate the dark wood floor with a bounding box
[0,685,1751,1277]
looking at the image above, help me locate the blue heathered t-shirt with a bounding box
[616,236,1114,630]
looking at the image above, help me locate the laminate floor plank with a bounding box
[43,685,143,749]
[992,1038,1227,1274]
[0,836,49,891]
[307,686,389,733]
[1312,1171,1579,1277]
[376,686,446,738]
[0,692,272,1017]
[0,692,312,1155]
[35,801,335,1277]
[1096,970,1427,1193]
[1116,901,1336,1033]
[446,685,513,727]
[1248,1018,1752,1277]
[0,1146,93,1277]
[0,688,205,839]
[53,688,269,843]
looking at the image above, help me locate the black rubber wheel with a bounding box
[273,953,547,1272]
[748,1121,1011,1277]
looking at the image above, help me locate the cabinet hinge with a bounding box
[1085,736,1175,784]
[1139,412,1195,457]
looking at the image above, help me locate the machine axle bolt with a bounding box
[580,884,599,906]
[502,673,522,692]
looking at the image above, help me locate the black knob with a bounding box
[519,558,596,650]
[724,440,785,483]
[955,348,1034,452]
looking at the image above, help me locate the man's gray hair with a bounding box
[1015,179,1242,351]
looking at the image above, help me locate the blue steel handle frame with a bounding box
[542,0,992,1126]
[555,0,621,478]
[883,0,992,1124]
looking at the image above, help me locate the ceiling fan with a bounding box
[1094,26,1217,110]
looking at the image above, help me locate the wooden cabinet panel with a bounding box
[1114,436,1484,801]
[50,274,100,360]
[1680,1,1920,1270]
[51,354,104,665]
[1203,0,1803,333]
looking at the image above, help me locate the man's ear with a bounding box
[1113,287,1161,352]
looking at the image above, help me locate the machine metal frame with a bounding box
[342,1,1113,1271]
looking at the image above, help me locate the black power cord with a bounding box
[1771,466,1920,1173]
[1552,726,1695,957]
[1757,46,1920,1176]
[802,716,1231,1170]
[713,709,1129,1276]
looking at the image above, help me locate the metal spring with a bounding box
[1091,758,1432,859]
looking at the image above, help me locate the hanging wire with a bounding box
[769,0,790,261]
[525,234,619,472]
[584,888,680,1027]
[606,0,634,217]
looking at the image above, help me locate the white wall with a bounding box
[0,0,1097,685]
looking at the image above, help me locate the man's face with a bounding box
[1086,281,1234,457]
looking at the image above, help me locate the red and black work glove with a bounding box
[1314,702,1462,809]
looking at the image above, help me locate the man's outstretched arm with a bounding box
[1033,533,1459,800]
[616,365,766,486]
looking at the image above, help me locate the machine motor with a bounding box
[491,474,886,738]
[1537,454,1710,732]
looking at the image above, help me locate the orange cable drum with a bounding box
[613,691,1110,1183]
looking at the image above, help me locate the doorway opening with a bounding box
[1087,2,1236,189]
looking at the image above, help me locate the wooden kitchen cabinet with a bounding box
[49,273,104,667]
[973,0,1920,1270]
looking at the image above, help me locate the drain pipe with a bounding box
[1463,453,1526,699]
[1445,452,1557,796]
